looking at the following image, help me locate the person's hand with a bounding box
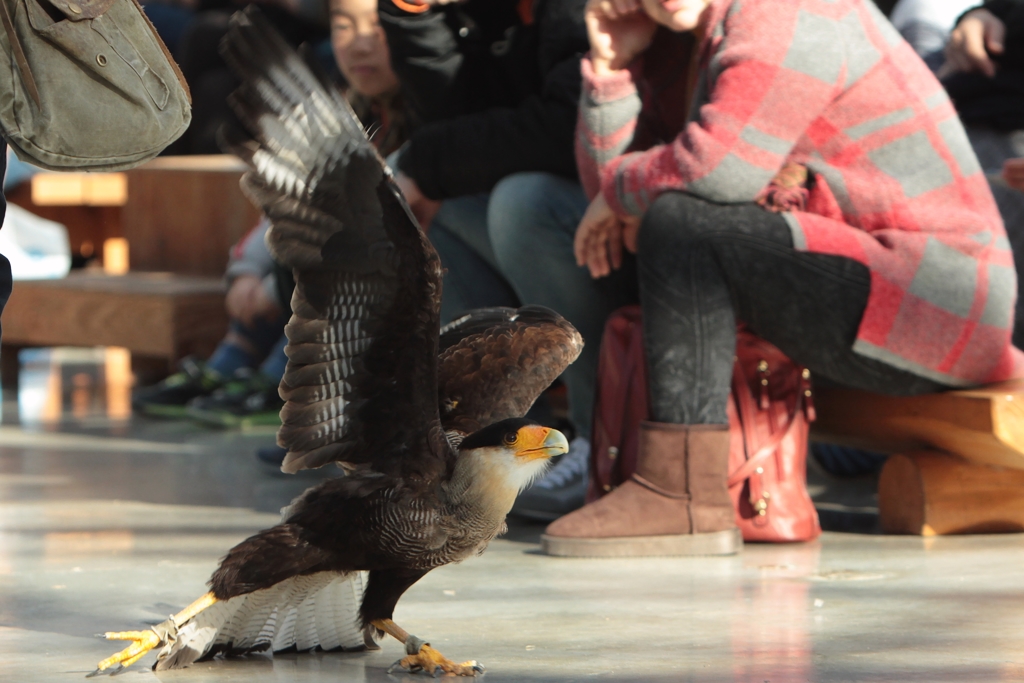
[574,193,639,278]
[226,275,280,327]
[622,214,641,254]
[1003,158,1024,192]
[395,172,442,230]
[943,8,1005,78]
[585,0,657,76]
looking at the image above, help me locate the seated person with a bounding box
[167,0,330,155]
[941,0,1023,158]
[1004,157,1024,189]
[141,0,198,55]
[940,0,1018,80]
[889,0,977,71]
[940,0,1024,344]
[132,218,289,424]
[542,0,1018,556]
[136,0,410,426]
[379,0,634,519]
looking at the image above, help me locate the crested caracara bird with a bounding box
[89,8,582,677]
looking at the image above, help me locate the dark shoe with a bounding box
[541,422,741,557]
[510,437,589,522]
[132,357,224,418]
[256,444,287,467]
[811,443,888,477]
[185,368,283,428]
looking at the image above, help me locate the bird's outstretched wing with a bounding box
[221,7,449,478]
[437,306,583,435]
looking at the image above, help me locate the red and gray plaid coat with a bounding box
[577,0,1022,386]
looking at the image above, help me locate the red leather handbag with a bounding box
[588,307,821,542]
[727,329,820,542]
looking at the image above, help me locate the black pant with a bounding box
[166,8,328,155]
[637,192,949,426]
[0,142,10,338]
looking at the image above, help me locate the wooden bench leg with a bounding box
[879,451,1024,535]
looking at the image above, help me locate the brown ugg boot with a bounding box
[541,421,740,557]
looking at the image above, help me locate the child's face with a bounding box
[638,0,711,33]
[331,0,400,99]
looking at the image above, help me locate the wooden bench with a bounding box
[122,155,261,276]
[1,272,227,390]
[813,383,1024,535]
[10,155,262,275]
[7,172,126,262]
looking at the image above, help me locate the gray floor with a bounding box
[3,349,1024,682]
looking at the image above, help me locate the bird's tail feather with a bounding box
[153,571,375,670]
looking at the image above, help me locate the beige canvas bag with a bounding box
[0,0,191,171]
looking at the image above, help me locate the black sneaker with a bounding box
[185,368,284,428]
[132,357,224,418]
[811,443,888,477]
[509,436,590,522]
[256,444,288,471]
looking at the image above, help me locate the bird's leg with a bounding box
[88,592,219,677]
[372,618,484,677]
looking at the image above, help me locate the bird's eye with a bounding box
[503,432,518,446]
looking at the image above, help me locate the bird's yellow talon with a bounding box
[394,644,482,676]
[91,629,164,676]
[89,593,211,676]
[102,630,157,642]
[115,649,151,670]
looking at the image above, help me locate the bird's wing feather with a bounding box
[438,307,521,354]
[437,305,584,435]
[153,572,373,669]
[221,7,449,478]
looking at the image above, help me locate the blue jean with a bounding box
[429,172,636,440]
[259,333,288,383]
[431,194,519,324]
[206,312,289,378]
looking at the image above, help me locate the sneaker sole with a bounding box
[138,404,191,419]
[187,409,282,429]
[540,528,742,558]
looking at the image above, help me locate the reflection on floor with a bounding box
[2,347,1024,682]
[14,347,133,427]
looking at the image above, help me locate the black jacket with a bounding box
[945,0,1024,131]
[379,0,588,200]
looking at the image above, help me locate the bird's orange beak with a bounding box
[513,426,569,461]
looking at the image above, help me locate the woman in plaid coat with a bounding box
[542,0,1021,556]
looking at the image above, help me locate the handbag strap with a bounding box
[0,0,40,107]
[725,359,803,488]
[726,406,801,487]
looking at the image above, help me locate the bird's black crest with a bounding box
[458,418,540,451]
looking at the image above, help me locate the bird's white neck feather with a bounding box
[443,446,550,517]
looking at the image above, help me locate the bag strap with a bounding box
[0,0,40,107]
[725,359,803,488]
[726,408,801,487]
